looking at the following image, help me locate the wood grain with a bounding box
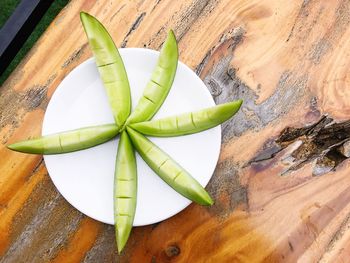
[1,0,350,262]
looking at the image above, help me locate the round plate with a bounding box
[42,48,221,226]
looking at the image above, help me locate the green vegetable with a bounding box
[114,131,137,254]
[80,12,131,127]
[126,127,213,205]
[126,30,178,124]
[7,124,119,154]
[130,100,242,137]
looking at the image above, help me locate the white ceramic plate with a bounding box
[42,48,221,226]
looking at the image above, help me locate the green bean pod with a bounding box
[126,127,213,206]
[126,30,178,124]
[7,124,119,154]
[114,131,137,254]
[80,12,131,126]
[129,100,242,137]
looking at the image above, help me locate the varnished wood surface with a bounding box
[1,0,350,262]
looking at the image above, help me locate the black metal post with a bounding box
[0,0,55,77]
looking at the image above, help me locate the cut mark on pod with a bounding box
[156,120,161,130]
[158,159,169,171]
[103,80,120,85]
[150,79,163,88]
[77,131,81,143]
[117,178,134,182]
[91,46,104,50]
[117,196,133,199]
[58,135,63,151]
[144,145,154,155]
[117,213,131,217]
[144,95,156,104]
[173,171,182,181]
[190,112,196,128]
[98,61,116,67]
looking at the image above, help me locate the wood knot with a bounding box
[205,78,222,96]
[164,244,180,258]
[227,67,236,79]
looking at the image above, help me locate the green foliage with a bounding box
[0,0,21,27]
[0,0,70,86]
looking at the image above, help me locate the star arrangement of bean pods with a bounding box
[8,12,242,253]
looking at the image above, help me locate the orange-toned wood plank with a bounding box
[50,218,101,263]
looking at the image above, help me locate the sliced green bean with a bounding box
[114,131,137,254]
[126,127,213,206]
[126,30,178,124]
[7,124,119,154]
[80,12,131,126]
[129,100,242,137]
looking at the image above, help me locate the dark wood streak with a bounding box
[61,43,88,69]
[121,12,146,48]
[172,0,212,43]
[321,212,350,260]
[110,4,126,22]
[0,74,55,143]
[147,0,217,49]
[286,0,313,42]
[82,225,116,263]
[151,0,163,13]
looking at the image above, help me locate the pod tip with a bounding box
[7,142,24,153]
[199,192,214,206]
[117,245,123,255]
[167,29,177,41]
[7,141,29,153]
[80,11,88,18]
[116,231,128,254]
[206,196,214,206]
[7,144,15,151]
[225,99,243,112]
[80,12,95,23]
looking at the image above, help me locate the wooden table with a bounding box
[1,0,350,262]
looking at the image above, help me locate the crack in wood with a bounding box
[251,116,350,176]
